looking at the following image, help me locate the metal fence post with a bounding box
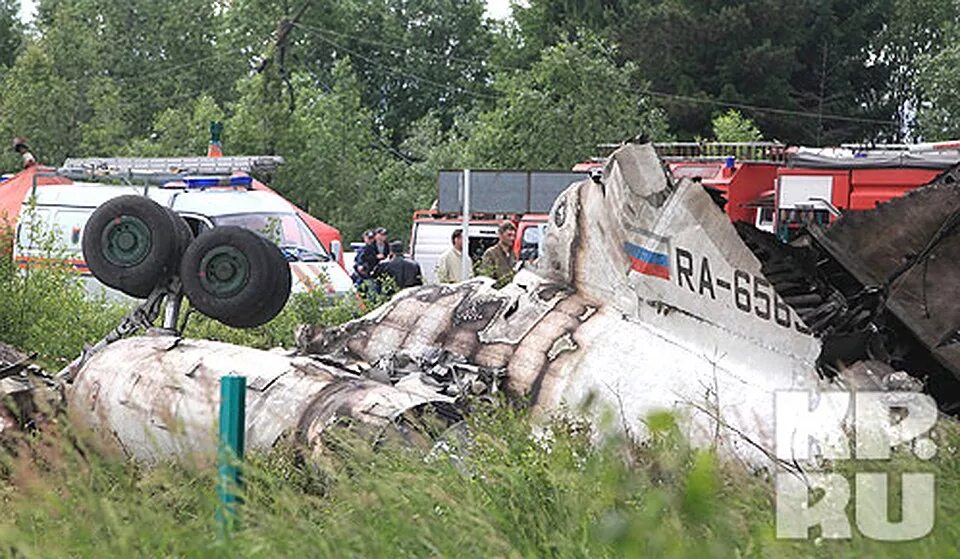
[217,375,246,537]
[461,168,471,281]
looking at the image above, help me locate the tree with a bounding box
[711,110,762,142]
[876,0,960,139]
[460,38,668,168]
[915,43,960,140]
[228,58,390,241]
[31,0,240,139]
[223,0,496,145]
[0,44,80,165]
[78,79,131,156]
[123,95,226,157]
[609,0,901,144]
[509,0,623,66]
[0,0,21,69]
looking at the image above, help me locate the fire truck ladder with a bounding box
[60,155,284,177]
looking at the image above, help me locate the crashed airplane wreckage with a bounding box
[5,143,957,465]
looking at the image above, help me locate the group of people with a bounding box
[435,221,517,285]
[352,220,518,293]
[351,227,423,293]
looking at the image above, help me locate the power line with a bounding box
[645,91,897,128]
[293,21,498,70]
[111,34,275,85]
[292,20,900,129]
[292,22,499,102]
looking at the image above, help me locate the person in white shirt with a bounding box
[435,228,472,283]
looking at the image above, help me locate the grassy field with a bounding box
[2,240,960,557]
[0,406,958,558]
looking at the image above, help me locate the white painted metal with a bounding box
[461,169,471,284]
[68,336,452,462]
[309,144,871,466]
[778,175,834,209]
[72,144,896,467]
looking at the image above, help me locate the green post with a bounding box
[217,375,246,536]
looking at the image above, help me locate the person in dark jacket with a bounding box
[375,241,423,292]
[353,229,378,284]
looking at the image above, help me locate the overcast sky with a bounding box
[19,0,515,22]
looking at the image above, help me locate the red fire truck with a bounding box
[773,145,960,240]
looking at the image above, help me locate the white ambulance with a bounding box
[13,175,353,301]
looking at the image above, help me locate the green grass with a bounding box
[0,407,959,557]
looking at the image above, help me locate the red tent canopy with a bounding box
[0,167,71,257]
[0,166,71,227]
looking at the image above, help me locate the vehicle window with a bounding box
[521,224,542,247]
[181,216,211,237]
[17,208,54,250]
[213,212,328,256]
[55,209,90,252]
[757,208,774,226]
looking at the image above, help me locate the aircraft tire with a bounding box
[163,207,195,264]
[82,195,179,298]
[180,226,290,328]
[210,234,292,328]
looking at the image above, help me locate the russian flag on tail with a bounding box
[624,233,671,280]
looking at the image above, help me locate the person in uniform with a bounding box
[375,241,423,292]
[478,221,516,282]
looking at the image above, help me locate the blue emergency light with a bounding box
[230,175,253,187]
[184,175,222,188]
[183,175,253,189]
[0,174,12,183]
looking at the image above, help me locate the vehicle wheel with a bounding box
[82,195,178,298]
[180,226,291,328]
[242,234,292,326]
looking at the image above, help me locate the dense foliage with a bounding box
[1,0,958,242]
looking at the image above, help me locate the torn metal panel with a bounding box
[808,167,960,381]
[733,162,960,409]
[0,344,48,435]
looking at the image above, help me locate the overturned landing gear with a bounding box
[60,196,294,381]
[180,226,291,328]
